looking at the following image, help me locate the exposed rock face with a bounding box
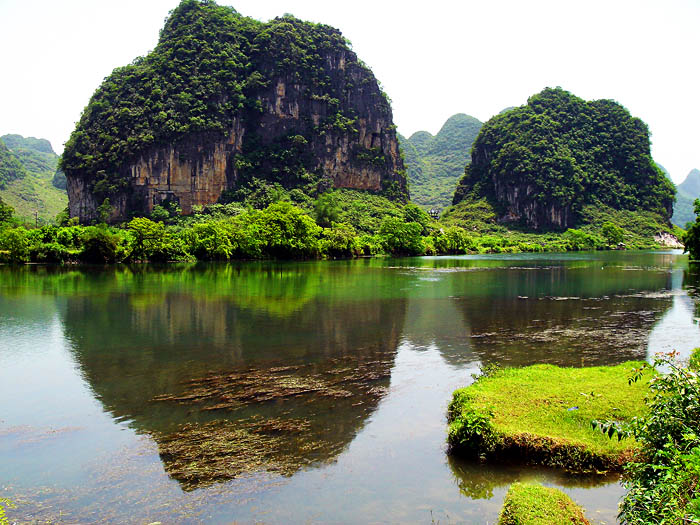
[69,129,243,219]
[654,232,683,248]
[63,2,407,222]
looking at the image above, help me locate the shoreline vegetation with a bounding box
[0,189,684,265]
[449,352,700,522]
[447,362,651,474]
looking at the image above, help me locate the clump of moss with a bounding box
[447,362,651,473]
[498,482,589,525]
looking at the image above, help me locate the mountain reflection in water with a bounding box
[0,252,696,523]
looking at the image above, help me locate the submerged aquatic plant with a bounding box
[150,355,394,490]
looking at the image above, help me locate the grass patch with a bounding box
[447,362,651,473]
[498,482,589,525]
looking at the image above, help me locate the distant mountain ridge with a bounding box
[0,134,67,221]
[679,169,700,197]
[672,168,700,227]
[0,138,28,188]
[399,113,483,210]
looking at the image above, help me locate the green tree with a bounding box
[314,191,340,227]
[683,199,700,260]
[127,217,166,261]
[150,205,170,223]
[257,201,321,259]
[379,216,423,255]
[97,198,113,223]
[321,222,360,258]
[79,228,121,263]
[403,202,431,235]
[0,197,15,223]
[601,221,624,245]
[0,228,29,263]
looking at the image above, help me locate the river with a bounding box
[1,251,699,523]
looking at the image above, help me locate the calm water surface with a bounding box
[2,251,700,523]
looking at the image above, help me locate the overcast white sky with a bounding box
[1,0,698,182]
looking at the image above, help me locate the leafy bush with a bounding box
[592,352,700,523]
[0,227,29,263]
[378,216,423,255]
[79,228,124,263]
[618,353,700,523]
[321,223,361,258]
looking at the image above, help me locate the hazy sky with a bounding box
[1,0,698,182]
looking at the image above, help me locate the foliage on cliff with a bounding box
[453,88,675,230]
[399,114,482,210]
[0,135,67,221]
[61,0,406,204]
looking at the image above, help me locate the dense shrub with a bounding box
[79,228,124,263]
[379,217,424,256]
[0,227,29,263]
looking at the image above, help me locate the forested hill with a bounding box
[672,169,700,228]
[61,0,407,223]
[0,134,67,221]
[679,169,700,197]
[0,138,27,188]
[452,87,675,231]
[399,113,482,210]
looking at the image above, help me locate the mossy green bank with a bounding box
[447,362,651,473]
[498,482,589,525]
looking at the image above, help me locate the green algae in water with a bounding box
[150,356,394,490]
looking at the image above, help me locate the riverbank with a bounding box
[0,195,683,264]
[447,362,651,473]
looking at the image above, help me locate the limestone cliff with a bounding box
[62,0,407,222]
[452,88,675,231]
